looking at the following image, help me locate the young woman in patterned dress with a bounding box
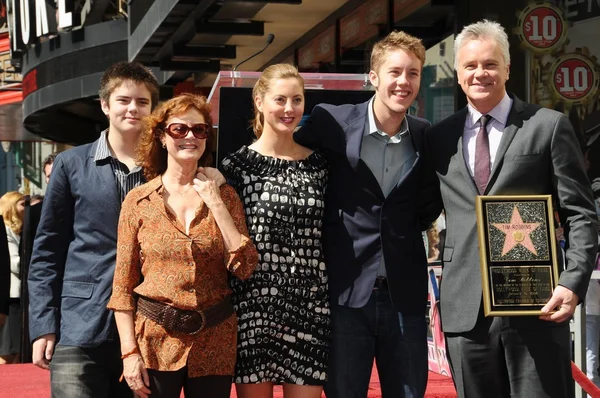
[221,64,330,398]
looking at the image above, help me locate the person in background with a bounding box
[220,64,330,398]
[28,62,159,398]
[294,32,440,398]
[0,191,24,364]
[18,193,44,364]
[108,93,258,398]
[426,222,441,262]
[42,153,57,184]
[585,198,600,391]
[30,195,43,206]
[586,259,600,391]
[0,216,10,347]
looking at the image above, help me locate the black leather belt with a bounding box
[373,277,388,290]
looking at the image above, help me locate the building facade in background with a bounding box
[0,0,598,196]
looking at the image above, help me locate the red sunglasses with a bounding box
[164,123,210,139]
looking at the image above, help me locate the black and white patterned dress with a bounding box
[221,145,330,386]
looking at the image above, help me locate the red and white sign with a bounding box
[523,7,562,48]
[514,3,568,53]
[550,53,599,104]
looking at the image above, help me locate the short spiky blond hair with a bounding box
[370,31,426,73]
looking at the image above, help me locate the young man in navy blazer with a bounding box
[28,62,160,398]
[295,31,441,398]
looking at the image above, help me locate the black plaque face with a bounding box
[476,195,559,316]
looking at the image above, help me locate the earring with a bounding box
[161,142,166,148]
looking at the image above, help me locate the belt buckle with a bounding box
[189,310,206,335]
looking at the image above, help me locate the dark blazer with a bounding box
[295,100,441,315]
[425,94,598,333]
[0,216,10,316]
[19,201,43,362]
[28,138,129,346]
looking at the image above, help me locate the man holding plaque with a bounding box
[425,20,598,397]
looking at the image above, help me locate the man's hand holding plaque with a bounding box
[540,285,579,323]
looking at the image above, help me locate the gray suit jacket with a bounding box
[425,94,598,333]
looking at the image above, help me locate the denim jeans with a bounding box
[324,288,428,398]
[587,314,600,388]
[50,342,131,398]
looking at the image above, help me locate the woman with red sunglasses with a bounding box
[107,93,258,398]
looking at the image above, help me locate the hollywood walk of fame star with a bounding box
[492,206,540,256]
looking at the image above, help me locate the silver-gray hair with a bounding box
[454,19,511,70]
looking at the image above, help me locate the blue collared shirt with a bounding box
[360,97,417,278]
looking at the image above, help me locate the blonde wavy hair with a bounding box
[252,64,304,138]
[0,191,24,234]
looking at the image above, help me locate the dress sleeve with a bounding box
[107,192,142,311]
[220,184,258,280]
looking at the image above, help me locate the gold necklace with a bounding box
[174,184,193,197]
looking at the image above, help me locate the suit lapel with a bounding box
[345,101,368,171]
[388,116,421,195]
[451,108,479,194]
[345,119,364,172]
[486,95,525,194]
[90,140,121,211]
[344,101,384,200]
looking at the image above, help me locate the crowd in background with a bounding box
[0,152,54,364]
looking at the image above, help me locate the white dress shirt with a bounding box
[463,93,513,176]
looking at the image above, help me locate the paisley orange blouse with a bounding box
[107,177,258,377]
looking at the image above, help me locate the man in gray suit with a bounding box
[425,20,598,397]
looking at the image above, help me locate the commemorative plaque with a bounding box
[475,195,559,316]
